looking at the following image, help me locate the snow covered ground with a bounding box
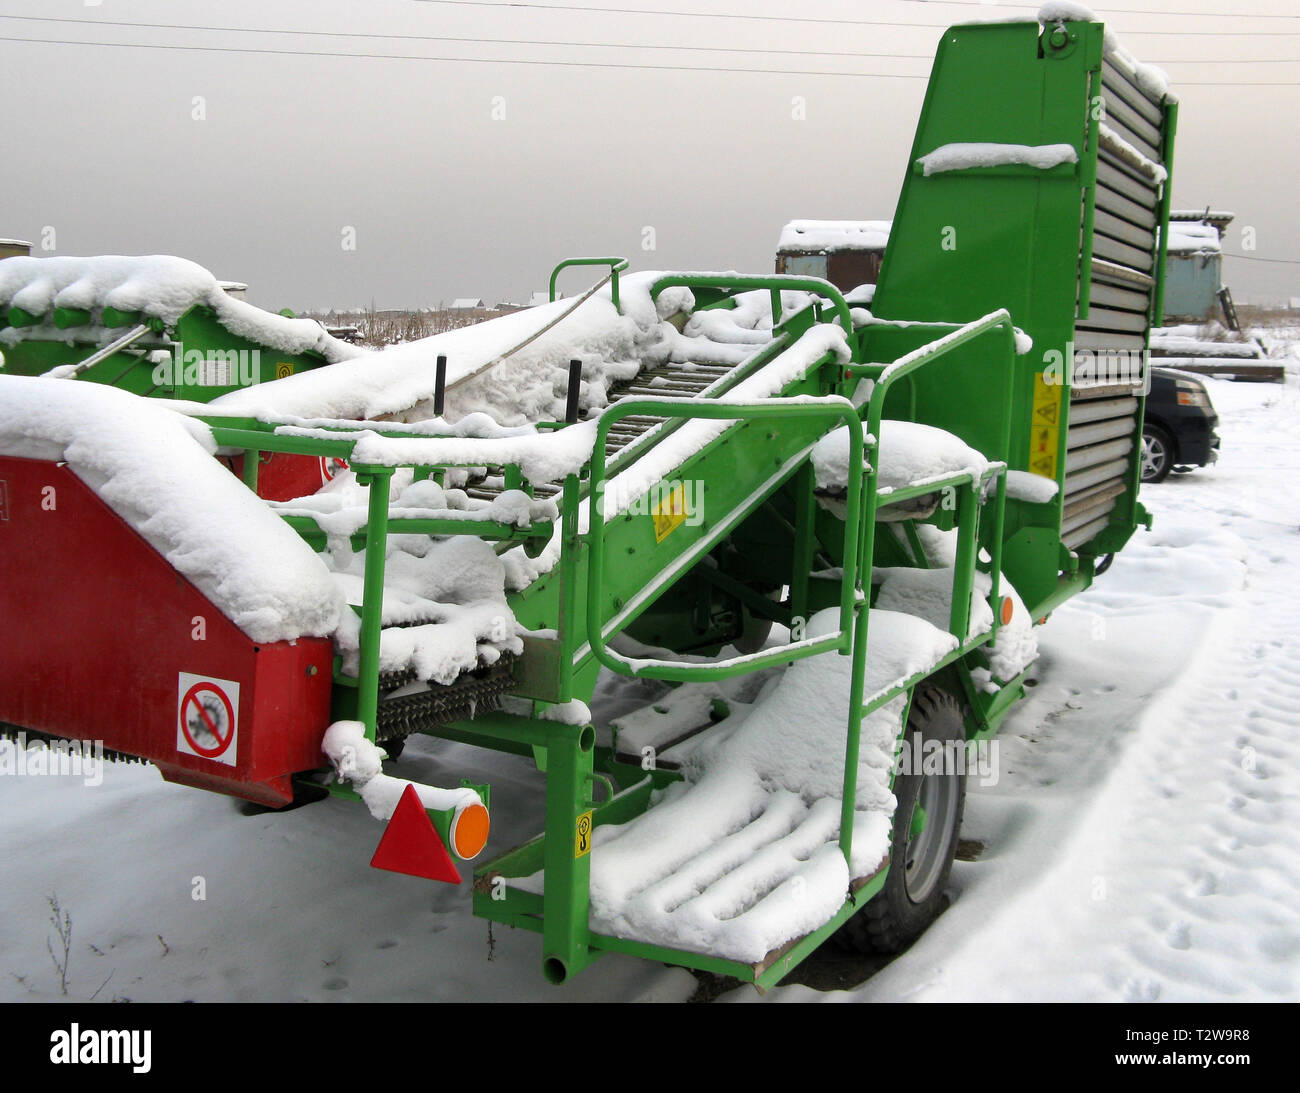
[1,366,1296,1003]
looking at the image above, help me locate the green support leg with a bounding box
[791,461,815,625]
[355,466,394,743]
[541,720,596,983]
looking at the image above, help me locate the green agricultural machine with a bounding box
[0,254,355,400]
[0,9,1176,989]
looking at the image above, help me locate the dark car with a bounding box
[1140,367,1221,483]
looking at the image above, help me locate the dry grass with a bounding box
[303,306,518,349]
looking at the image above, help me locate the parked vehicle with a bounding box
[1142,367,1221,483]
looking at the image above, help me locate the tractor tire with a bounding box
[1140,424,1174,484]
[836,687,967,954]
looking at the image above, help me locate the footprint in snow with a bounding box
[1165,922,1192,951]
[323,977,348,991]
[1121,977,1162,1003]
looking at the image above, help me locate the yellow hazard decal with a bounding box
[651,482,688,543]
[574,811,594,858]
[1028,373,1061,481]
[274,362,294,380]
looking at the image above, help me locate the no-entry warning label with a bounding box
[176,673,240,766]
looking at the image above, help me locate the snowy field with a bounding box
[1,361,1297,1003]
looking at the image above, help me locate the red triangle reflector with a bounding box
[370,783,462,884]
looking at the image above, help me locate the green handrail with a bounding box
[851,307,1018,451]
[585,395,865,683]
[648,273,854,335]
[549,256,629,312]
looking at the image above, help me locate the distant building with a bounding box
[0,239,32,260]
[1163,209,1233,323]
[775,220,891,293]
[450,298,486,310]
[527,292,552,308]
[218,280,248,302]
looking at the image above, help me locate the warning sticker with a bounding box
[651,482,688,543]
[574,810,594,858]
[274,362,294,380]
[1029,373,1061,481]
[319,455,350,484]
[176,673,240,766]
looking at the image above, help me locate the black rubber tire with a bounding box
[836,687,967,954]
[1140,424,1175,484]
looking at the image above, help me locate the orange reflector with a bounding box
[1001,597,1015,626]
[450,801,491,861]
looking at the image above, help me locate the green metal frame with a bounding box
[548,256,629,311]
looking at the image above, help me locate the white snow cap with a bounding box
[1166,222,1221,255]
[1037,3,1171,100]
[778,220,891,253]
[0,255,361,363]
[213,271,679,427]
[0,375,344,643]
[322,720,480,820]
[917,143,1078,177]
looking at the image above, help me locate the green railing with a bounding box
[848,308,1018,648]
[549,256,629,312]
[649,273,854,334]
[199,414,558,741]
[585,396,866,683]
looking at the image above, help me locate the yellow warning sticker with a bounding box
[651,482,688,543]
[574,810,594,858]
[274,362,294,380]
[1029,373,1060,481]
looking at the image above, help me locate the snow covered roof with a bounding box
[0,255,361,364]
[450,298,486,309]
[0,239,32,248]
[778,220,891,254]
[1166,222,1222,255]
[1170,210,1235,223]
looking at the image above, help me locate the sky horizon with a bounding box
[2,0,1297,311]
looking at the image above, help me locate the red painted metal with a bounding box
[370,784,462,884]
[225,451,326,502]
[0,456,334,806]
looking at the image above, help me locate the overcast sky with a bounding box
[2,0,1296,309]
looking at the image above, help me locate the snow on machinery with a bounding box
[0,7,1177,987]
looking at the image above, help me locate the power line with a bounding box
[902,0,1299,19]
[0,36,932,78]
[0,16,933,62]
[2,31,1297,84]
[1223,253,1300,265]
[408,0,1300,34]
[3,14,1294,65]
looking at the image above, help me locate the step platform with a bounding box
[515,608,959,965]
